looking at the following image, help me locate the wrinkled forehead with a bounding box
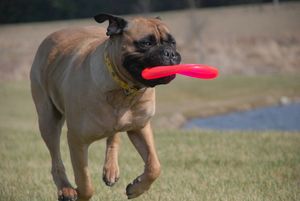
[124,17,171,41]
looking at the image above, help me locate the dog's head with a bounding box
[94,13,181,87]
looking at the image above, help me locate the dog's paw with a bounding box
[58,187,78,201]
[126,177,150,199]
[102,164,120,187]
[103,174,119,187]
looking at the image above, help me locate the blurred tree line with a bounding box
[0,0,298,24]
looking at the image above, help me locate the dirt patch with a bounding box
[193,34,300,75]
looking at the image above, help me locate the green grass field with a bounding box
[0,75,300,201]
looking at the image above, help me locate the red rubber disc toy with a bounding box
[142,64,219,80]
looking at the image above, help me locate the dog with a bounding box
[30,13,181,201]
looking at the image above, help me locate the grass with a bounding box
[0,75,300,201]
[1,129,300,201]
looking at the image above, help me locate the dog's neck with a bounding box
[104,39,145,95]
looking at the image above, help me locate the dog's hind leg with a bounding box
[102,133,120,186]
[31,82,77,201]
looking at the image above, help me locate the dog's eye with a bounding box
[162,39,176,47]
[170,40,176,46]
[140,41,153,47]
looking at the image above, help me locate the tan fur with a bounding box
[30,18,170,200]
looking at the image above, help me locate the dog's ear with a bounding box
[94,13,127,36]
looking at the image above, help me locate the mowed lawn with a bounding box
[0,75,300,201]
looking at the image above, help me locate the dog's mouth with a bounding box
[123,63,177,88]
[122,51,181,88]
[140,69,176,87]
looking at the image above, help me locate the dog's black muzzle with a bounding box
[145,45,181,67]
[123,45,181,87]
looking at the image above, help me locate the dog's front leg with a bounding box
[102,133,120,186]
[68,132,94,201]
[126,122,161,199]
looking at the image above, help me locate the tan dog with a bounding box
[30,14,181,201]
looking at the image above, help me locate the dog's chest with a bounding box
[106,89,155,132]
[113,104,153,132]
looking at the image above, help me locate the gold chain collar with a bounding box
[104,51,140,95]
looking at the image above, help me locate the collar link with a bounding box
[104,51,140,95]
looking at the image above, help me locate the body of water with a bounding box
[184,103,300,131]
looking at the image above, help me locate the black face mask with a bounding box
[123,44,181,87]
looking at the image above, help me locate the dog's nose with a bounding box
[162,47,181,65]
[163,48,177,60]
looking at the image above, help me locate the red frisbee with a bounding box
[142,64,219,80]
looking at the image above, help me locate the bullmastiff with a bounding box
[30,13,181,201]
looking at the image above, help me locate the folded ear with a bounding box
[94,13,127,36]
